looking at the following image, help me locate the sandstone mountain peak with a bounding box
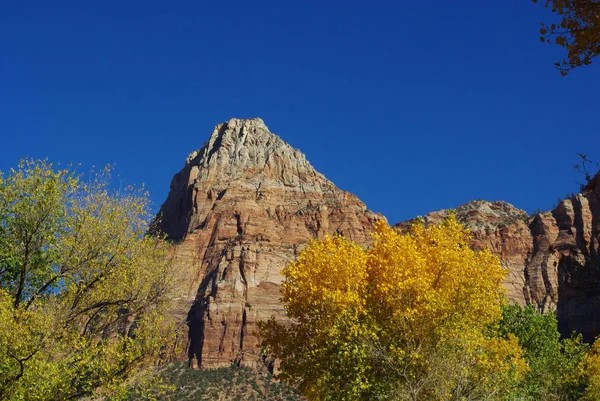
[158,118,342,241]
[186,118,269,166]
[156,119,378,368]
[182,117,328,191]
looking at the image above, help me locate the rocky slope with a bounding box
[156,118,379,368]
[396,175,600,340]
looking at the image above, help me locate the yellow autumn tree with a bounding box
[259,216,527,401]
[0,159,183,401]
[581,337,600,400]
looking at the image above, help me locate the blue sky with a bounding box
[1,1,598,224]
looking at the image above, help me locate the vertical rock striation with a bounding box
[157,118,379,368]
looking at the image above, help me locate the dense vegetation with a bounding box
[498,304,588,400]
[0,159,184,400]
[2,159,600,400]
[259,217,600,400]
[127,364,303,401]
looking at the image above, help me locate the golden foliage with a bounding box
[260,215,527,401]
[582,337,600,400]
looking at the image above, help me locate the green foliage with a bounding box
[497,304,588,400]
[0,159,184,401]
[126,363,304,401]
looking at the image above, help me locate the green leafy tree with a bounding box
[0,159,183,401]
[497,304,588,400]
[533,0,600,75]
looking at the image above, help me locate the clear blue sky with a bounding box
[1,1,598,224]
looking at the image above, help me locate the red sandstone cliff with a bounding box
[156,118,379,368]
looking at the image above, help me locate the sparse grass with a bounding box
[127,363,304,401]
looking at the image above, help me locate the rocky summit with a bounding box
[156,118,379,368]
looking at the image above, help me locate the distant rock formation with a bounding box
[396,176,600,341]
[156,118,379,368]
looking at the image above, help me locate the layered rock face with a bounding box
[396,178,600,340]
[157,118,379,368]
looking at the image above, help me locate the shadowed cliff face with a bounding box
[156,118,379,368]
[395,176,600,341]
